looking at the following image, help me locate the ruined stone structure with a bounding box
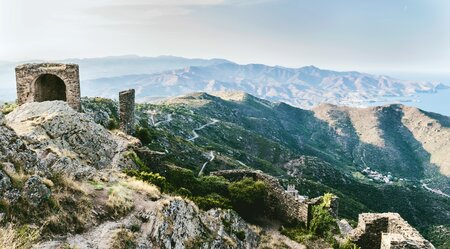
[286,184,299,198]
[348,213,434,249]
[211,169,338,228]
[119,89,135,135]
[15,63,81,111]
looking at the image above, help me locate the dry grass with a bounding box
[107,184,134,217]
[110,228,136,249]
[0,224,40,249]
[123,178,160,200]
[2,166,28,189]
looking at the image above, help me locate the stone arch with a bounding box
[15,63,81,111]
[33,74,67,102]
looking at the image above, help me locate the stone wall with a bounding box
[348,213,434,249]
[211,169,329,227]
[119,89,135,135]
[15,63,81,111]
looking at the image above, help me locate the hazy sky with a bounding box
[1,0,450,72]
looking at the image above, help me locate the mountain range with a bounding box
[1,55,448,111]
[121,91,450,246]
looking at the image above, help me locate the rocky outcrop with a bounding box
[5,101,139,177]
[0,112,44,174]
[34,196,261,249]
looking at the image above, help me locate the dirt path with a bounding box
[198,151,215,176]
[188,118,219,141]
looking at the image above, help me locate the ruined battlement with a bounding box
[15,63,81,111]
[211,169,338,227]
[348,213,434,249]
[119,89,136,135]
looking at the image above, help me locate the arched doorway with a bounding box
[34,74,67,102]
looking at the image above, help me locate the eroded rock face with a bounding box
[5,101,139,177]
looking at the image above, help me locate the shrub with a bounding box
[107,118,119,130]
[125,170,169,192]
[195,176,229,196]
[309,194,338,238]
[192,193,232,210]
[228,177,267,219]
[111,228,136,249]
[338,239,361,249]
[1,103,17,114]
[135,127,153,145]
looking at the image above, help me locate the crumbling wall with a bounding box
[348,213,434,249]
[119,89,135,135]
[212,169,321,227]
[15,63,81,111]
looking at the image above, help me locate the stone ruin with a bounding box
[119,89,135,135]
[15,63,81,111]
[211,169,338,228]
[348,213,434,249]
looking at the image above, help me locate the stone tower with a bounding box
[119,89,135,135]
[15,63,81,111]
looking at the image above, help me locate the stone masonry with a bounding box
[15,63,81,111]
[348,213,434,249]
[211,169,338,228]
[119,89,135,135]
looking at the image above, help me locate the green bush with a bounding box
[337,239,361,249]
[1,103,17,114]
[135,127,153,145]
[196,176,229,196]
[228,177,267,219]
[192,193,232,210]
[107,118,119,130]
[309,194,338,238]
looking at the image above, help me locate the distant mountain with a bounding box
[0,55,231,101]
[83,62,447,108]
[1,55,447,109]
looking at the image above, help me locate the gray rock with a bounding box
[0,170,11,194]
[23,176,51,206]
[4,188,21,205]
[5,101,139,176]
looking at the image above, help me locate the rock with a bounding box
[5,101,139,177]
[0,113,44,175]
[34,196,260,249]
[0,170,11,194]
[23,176,51,206]
[3,188,21,205]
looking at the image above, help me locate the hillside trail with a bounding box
[188,118,219,141]
[198,151,215,176]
